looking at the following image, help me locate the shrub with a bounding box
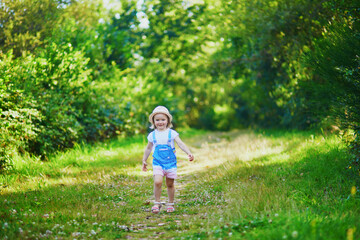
[0,91,41,171]
[0,44,126,166]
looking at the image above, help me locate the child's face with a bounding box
[153,113,169,130]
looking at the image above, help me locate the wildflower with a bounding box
[117,225,128,231]
[347,228,354,240]
[46,230,52,235]
[275,213,279,217]
[351,186,357,195]
[90,230,96,235]
[292,231,298,238]
[72,232,81,237]
[19,228,23,234]
[3,222,8,228]
[43,214,49,218]
[268,219,273,223]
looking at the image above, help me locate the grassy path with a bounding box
[0,129,359,239]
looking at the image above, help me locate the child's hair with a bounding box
[149,106,173,129]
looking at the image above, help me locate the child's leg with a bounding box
[154,175,163,202]
[166,177,175,203]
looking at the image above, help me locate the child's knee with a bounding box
[166,180,175,188]
[154,179,163,188]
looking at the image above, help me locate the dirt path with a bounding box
[120,130,276,239]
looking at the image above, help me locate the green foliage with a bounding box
[0,43,125,166]
[104,1,140,69]
[50,0,123,74]
[212,0,333,128]
[303,4,360,178]
[0,0,62,57]
[0,51,41,170]
[0,0,139,167]
[135,0,215,128]
[0,0,359,170]
[0,90,41,171]
[0,45,91,158]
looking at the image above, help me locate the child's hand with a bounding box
[188,154,194,162]
[142,162,148,172]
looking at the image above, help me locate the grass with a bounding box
[0,129,359,239]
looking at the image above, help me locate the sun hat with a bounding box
[149,106,173,128]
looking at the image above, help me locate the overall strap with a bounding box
[167,129,172,146]
[152,131,157,145]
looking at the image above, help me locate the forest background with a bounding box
[0,0,359,175]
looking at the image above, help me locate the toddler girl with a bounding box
[142,106,194,213]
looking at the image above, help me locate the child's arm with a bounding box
[142,142,153,171]
[174,136,194,161]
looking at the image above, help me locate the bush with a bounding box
[303,10,360,179]
[0,44,127,166]
[0,90,41,171]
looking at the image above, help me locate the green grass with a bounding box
[0,129,359,239]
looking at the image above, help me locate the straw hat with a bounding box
[149,106,173,126]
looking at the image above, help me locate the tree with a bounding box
[0,0,63,57]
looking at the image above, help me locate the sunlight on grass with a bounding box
[119,166,152,178]
[180,130,285,175]
[0,138,146,194]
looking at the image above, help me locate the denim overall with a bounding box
[152,130,177,170]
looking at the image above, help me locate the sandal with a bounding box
[166,203,175,213]
[151,202,161,214]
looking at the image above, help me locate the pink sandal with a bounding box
[151,202,161,213]
[166,203,175,213]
